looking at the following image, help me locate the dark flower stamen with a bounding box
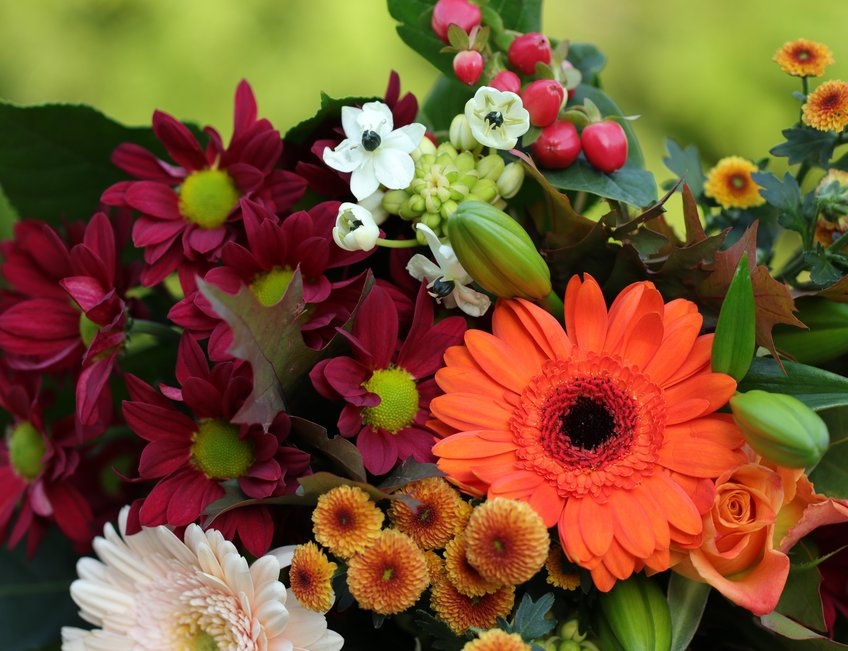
[484,111,504,128]
[362,130,382,151]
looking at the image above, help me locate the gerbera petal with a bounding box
[575,498,614,559]
[603,281,663,354]
[608,489,657,559]
[663,335,714,386]
[429,393,513,432]
[493,298,571,364]
[648,474,704,540]
[489,470,545,500]
[617,312,663,370]
[526,481,565,527]
[435,366,508,401]
[464,330,540,393]
[564,274,608,354]
[664,373,736,424]
[658,418,746,477]
[642,312,701,384]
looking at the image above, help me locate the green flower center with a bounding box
[8,421,46,481]
[251,267,294,307]
[190,418,254,480]
[193,630,219,651]
[79,312,99,348]
[361,367,419,434]
[178,169,240,229]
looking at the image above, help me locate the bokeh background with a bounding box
[1,0,847,198]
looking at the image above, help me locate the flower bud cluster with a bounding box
[534,619,600,651]
[381,134,525,244]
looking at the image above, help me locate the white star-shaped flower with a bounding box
[323,101,426,200]
[406,223,491,317]
[464,86,530,150]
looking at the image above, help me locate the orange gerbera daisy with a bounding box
[430,577,515,634]
[388,477,467,550]
[464,498,550,585]
[430,274,746,591]
[703,156,766,209]
[802,80,848,132]
[289,541,337,612]
[311,485,384,559]
[462,628,531,651]
[773,39,834,77]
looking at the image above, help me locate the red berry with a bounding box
[521,79,564,127]
[531,120,581,169]
[453,50,484,86]
[431,0,482,43]
[489,70,521,94]
[581,120,629,173]
[507,32,552,75]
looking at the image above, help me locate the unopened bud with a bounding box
[449,113,479,151]
[496,161,525,198]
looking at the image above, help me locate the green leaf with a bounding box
[809,405,848,498]
[284,91,381,145]
[512,592,556,640]
[667,574,711,651]
[0,102,165,227]
[662,139,704,198]
[752,171,809,236]
[566,42,607,85]
[0,184,18,241]
[777,541,827,633]
[738,358,848,411]
[419,75,474,132]
[197,269,373,429]
[770,127,838,168]
[290,416,367,482]
[712,252,756,381]
[571,85,646,169]
[0,528,82,651]
[540,160,657,208]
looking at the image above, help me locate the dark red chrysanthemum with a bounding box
[121,334,311,556]
[309,282,466,475]
[101,80,307,286]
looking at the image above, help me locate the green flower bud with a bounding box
[440,199,459,219]
[399,194,425,220]
[558,642,581,651]
[729,390,830,468]
[772,297,848,365]
[436,142,458,160]
[381,189,410,215]
[449,114,480,152]
[815,170,848,221]
[412,137,436,160]
[558,619,586,642]
[476,153,506,181]
[469,178,499,203]
[496,161,526,199]
[454,150,477,173]
[446,200,551,300]
[595,574,672,651]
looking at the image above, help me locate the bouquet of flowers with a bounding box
[2,1,848,649]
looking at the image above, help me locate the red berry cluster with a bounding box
[431,0,629,174]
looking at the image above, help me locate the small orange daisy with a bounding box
[388,477,467,550]
[773,39,834,77]
[289,541,338,612]
[444,534,502,597]
[346,528,430,615]
[703,156,766,209]
[464,497,550,586]
[545,544,581,591]
[311,485,384,559]
[431,274,747,592]
[430,576,516,634]
[802,80,848,132]
[462,628,531,651]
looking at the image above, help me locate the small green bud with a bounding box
[595,574,671,651]
[476,153,506,181]
[449,114,479,152]
[469,178,499,203]
[446,200,551,300]
[424,193,442,215]
[412,137,436,160]
[436,142,458,160]
[381,189,409,215]
[399,194,425,220]
[558,619,586,642]
[440,199,459,219]
[730,390,830,468]
[496,161,526,199]
[558,642,581,651]
[421,212,442,231]
[815,170,848,221]
[454,150,478,173]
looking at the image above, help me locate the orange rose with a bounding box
[673,462,790,616]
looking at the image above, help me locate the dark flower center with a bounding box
[484,111,504,129]
[560,395,616,451]
[361,130,382,151]
[429,277,455,298]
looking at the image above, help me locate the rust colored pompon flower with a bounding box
[444,534,502,597]
[289,541,338,613]
[462,629,532,651]
[431,274,746,592]
[430,577,516,635]
[802,80,848,132]
[388,477,467,550]
[545,544,581,591]
[346,528,430,615]
[464,497,550,586]
[773,39,835,77]
[311,485,384,559]
[703,156,766,209]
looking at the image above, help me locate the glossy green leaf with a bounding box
[777,541,827,633]
[737,358,848,411]
[667,574,711,651]
[809,406,848,498]
[662,138,704,198]
[770,127,838,167]
[711,253,756,380]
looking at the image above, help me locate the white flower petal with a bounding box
[349,157,380,200]
[382,122,427,153]
[359,101,394,135]
[406,253,442,282]
[465,86,530,150]
[333,202,380,251]
[322,141,363,174]
[340,105,364,140]
[374,147,416,191]
[451,283,492,317]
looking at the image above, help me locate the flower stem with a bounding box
[536,290,564,322]
[376,238,420,249]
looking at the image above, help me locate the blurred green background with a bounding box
[1,0,847,197]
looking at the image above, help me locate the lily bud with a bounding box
[446,200,551,300]
[730,390,830,468]
[772,297,848,365]
[595,574,672,651]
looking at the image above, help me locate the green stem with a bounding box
[128,318,181,341]
[536,290,565,322]
[827,228,848,252]
[376,237,421,249]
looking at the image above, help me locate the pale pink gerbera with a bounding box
[61,508,343,651]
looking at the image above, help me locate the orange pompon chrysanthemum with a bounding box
[802,80,848,132]
[545,544,581,591]
[773,39,834,77]
[431,274,746,592]
[289,541,338,612]
[346,529,430,615]
[312,485,384,559]
[430,577,515,634]
[462,628,531,651]
[703,156,766,209]
[388,477,467,550]
[444,534,502,597]
[464,498,550,586]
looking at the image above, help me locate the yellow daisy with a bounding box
[703,156,766,209]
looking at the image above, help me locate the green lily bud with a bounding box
[595,574,672,651]
[446,200,552,300]
[729,390,830,468]
[772,297,848,365]
[496,161,526,199]
[711,253,756,381]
